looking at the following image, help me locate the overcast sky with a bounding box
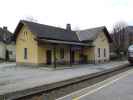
[0,0,133,32]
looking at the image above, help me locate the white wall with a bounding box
[6,43,16,61]
[0,42,6,60]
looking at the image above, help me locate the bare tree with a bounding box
[111,21,128,59]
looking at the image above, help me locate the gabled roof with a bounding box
[0,27,13,43]
[76,26,112,43]
[14,20,112,45]
[14,20,79,42]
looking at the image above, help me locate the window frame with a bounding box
[104,48,106,57]
[98,48,100,57]
[24,31,28,40]
[24,48,28,59]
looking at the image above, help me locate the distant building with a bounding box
[0,26,15,61]
[14,20,112,66]
[126,26,133,45]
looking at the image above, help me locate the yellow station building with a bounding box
[14,20,112,66]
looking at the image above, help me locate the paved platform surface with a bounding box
[0,61,128,97]
[76,66,133,100]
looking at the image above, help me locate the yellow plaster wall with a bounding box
[83,32,109,63]
[83,47,95,61]
[37,44,70,64]
[93,32,110,62]
[37,44,47,64]
[16,25,38,64]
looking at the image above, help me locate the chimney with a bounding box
[66,24,71,31]
[3,26,7,30]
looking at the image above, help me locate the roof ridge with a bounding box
[21,20,75,32]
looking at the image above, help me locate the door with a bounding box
[71,51,75,64]
[6,50,9,61]
[46,50,52,64]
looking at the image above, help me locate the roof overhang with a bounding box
[37,38,93,47]
[103,27,113,43]
[14,21,24,41]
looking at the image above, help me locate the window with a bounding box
[24,48,28,59]
[24,31,27,35]
[60,48,64,59]
[24,31,28,40]
[98,48,100,57]
[104,48,106,57]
